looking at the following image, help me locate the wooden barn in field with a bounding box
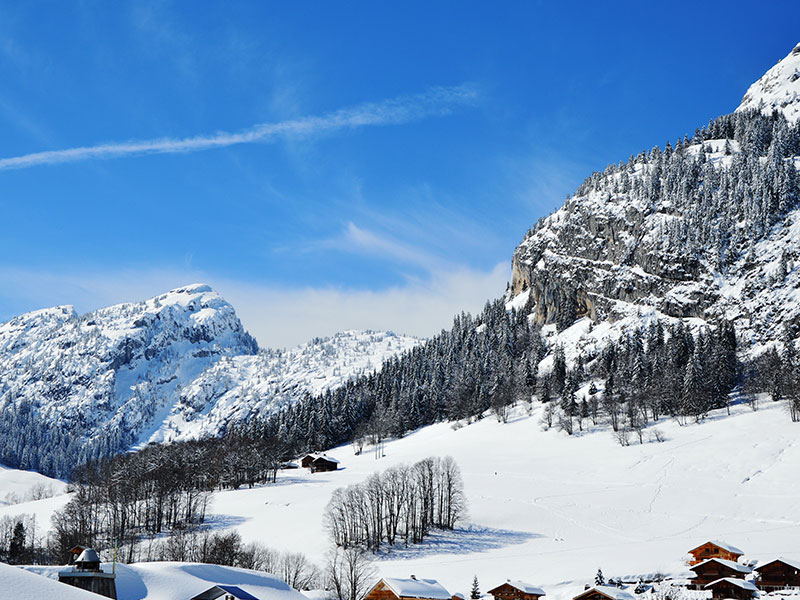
[754,557,800,591]
[689,558,752,588]
[365,577,452,600]
[300,454,318,468]
[704,578,758,600]
[488,581,545,600]
[310,455,340,472]
[572,586,635,600]
[687,540,744,565]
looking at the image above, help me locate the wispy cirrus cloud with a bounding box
[0,84,479,171]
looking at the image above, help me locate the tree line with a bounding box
[325,456,465,552]
[50,433,288,564]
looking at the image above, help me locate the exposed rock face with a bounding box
[510,42,800,343]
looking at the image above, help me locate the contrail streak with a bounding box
[0,84,478,170]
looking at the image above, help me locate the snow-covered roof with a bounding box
[691,558,752,574]
[314,455,340,464]
[382,577,452,600]
[506,581,546,596]
[577,586,636,600]
[0,563,106,600]
[75,548,101,563]
[191,585,262,600]
[690,540,744,555]
[703,578,758,592]
[755,557,800,572]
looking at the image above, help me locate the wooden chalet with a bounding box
[754,557,800,591]
[688,540,744,565]
[310,455,340,473]
[572,586,635,600]
[704,578,758,600]
[365,577,452,600]
[689,558,752,588]
[488,581,546,600]
[300,454,317,468]
[191,585,261,600]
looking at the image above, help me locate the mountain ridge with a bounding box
[0,284,419,476]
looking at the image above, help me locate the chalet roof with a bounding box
[691,558,752,574]
[703,578,758,592]
[313,455,340,464]
[574,586,635,600]
[690,540,744,555]
[489,581,545,596]
[754,557,800,572]
[191,584,261,600]
[382,577,452,600]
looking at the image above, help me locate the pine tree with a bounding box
[595,568,605,586]
[470,576,480,600]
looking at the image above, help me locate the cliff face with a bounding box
[510,43,800,345]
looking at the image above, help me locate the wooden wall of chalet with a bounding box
[706,581,755,600]
[690,562,746,588]
[489,583,543,600]
[756,561,800,591]
[689,543,742,565]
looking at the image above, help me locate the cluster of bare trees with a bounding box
[50,434,288,563]
[325,456,465,552]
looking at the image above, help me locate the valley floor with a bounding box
[2,399,799,600]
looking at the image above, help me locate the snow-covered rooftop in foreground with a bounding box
[0,562,104,600]
[22,562,308,600]
[382,577,452,600]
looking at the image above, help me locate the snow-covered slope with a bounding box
[197,400,800,599]
[3,399,799,600]
[738,42,800,123]
[153,330,421,443]
[21,562,308,600]
[0,285,419,475]
[0,464,67,506]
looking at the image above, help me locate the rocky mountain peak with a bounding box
[738,41,800,123]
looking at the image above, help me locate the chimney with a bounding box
[411,575,417,581]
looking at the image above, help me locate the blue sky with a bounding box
[1,2,799,347]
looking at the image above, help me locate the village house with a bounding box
[365,576,452,600]
[754,558,800,591]
[300,454,318,468]
[310,455,340,472]
[687,541,744,565]
[191,585,261,600]
[689,558,752,589]
[572,586,635,600]
[704,578,758,600]
[488,580,546,600]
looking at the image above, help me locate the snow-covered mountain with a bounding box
[152,330,421,443]
[509,42,800,354]
[0,284,418,476]
[738,42,800,123]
